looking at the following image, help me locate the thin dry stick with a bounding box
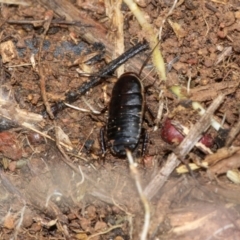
[126,149,150,240]
[38,10,54,119]
[14,204,26,240]
[22,122,73,151]
[144,94,225,200]
[1,0,30,6]
[64,102,100,114]
[82,96,101,114]
[78,127,94,154]
[225,116,240,146]
[87,224,123,240]
[153,90,164,131]
[158,0,178,40]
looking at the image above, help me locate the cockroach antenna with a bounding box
[138,39,161,78]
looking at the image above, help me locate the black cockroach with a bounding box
[100,72,148,157]
[99,40,162,157]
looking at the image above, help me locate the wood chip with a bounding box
[0,40,17,63]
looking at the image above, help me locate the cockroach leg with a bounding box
[145,104,155,123]
[100,126,107,156]
[100,106,108,114]
[141,128,149,156]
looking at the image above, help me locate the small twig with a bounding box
[158,0,178,40]
[68,152,90,163]
[82,96,102,114]
[87,224,123,240]
[64,102,101,114]
[78,127,94,154]
[186,70,192,95]
[1,0,30,6]
[143,94,225,200]
[38,10,54,119]
[22,122,73,150]
[76,165,85,186]
[8,19,91,27]
[126,149,150,240]
[153,90,164,131]
[201,2,210,37]
[226,117,240,146]
[14,204,26,240]
[214,46,232,66]
[7,63,32,68]
[111,196,133,216]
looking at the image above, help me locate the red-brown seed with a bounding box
[161,118,214,147]
[161,118,184,145]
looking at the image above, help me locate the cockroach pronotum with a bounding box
[100,72,148,157]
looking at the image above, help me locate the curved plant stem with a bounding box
[123,0,166,81]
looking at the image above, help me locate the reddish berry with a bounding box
[161,119,184,145]
[161,118,214,148]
